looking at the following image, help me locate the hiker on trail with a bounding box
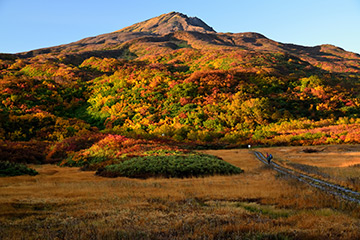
[266,153,273,164]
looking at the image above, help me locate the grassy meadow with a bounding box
[261,145,360,192]
[1,147,360,239]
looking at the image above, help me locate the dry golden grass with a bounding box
[260,145,360,168]
[1,148,360,239]
[259,144,360,191]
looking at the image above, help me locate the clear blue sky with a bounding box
[1,0,360,54]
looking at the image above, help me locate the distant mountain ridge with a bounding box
[13,11,360,73]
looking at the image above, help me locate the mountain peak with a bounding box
[116,12,216,35]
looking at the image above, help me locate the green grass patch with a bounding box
[0,161,38,177]
[96,153,243,178]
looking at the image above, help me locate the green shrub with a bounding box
[96,153,243,178]
[0,161,38,177]
[63,155,116,171]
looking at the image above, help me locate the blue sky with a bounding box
[1,0,360,54]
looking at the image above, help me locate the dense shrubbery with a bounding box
[51,133,242,179]
[81,54,359,144]
[96,153,243,178]
[0,34,360,167]
[46,133,106,163]
[0,140,49,164]
[0,161,38,177]
[252,118,360,146]
[59,134,188,170]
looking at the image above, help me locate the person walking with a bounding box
[266,153,273,164]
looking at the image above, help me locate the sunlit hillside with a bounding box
[1,11,360,168]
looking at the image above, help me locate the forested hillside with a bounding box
[1,12,360,166]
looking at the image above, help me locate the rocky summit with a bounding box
[117,11,216,34]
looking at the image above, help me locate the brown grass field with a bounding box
[1,146,360,239]
[260,145,360,192]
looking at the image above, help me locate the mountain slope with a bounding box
[1,12,360,147]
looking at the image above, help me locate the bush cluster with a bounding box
[96,153,243,178]
[0,140,48,164]
[58,134,186,169]
[0,161,38,177]
[46,133,106,163]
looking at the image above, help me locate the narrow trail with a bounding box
[253,151,360,204]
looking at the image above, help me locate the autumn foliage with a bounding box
[1,34,360,170]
